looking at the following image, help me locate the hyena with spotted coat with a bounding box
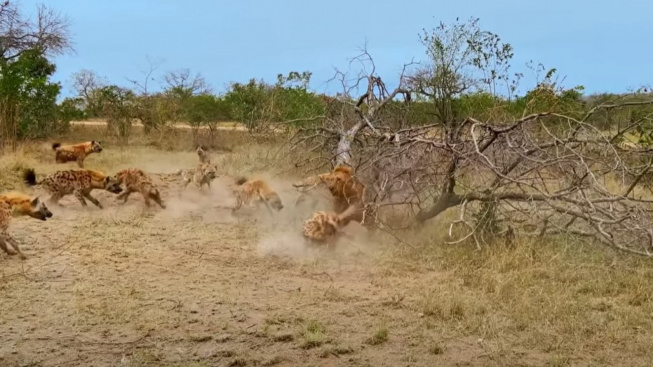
[302,204,362,250]
[0,192,53,259]
[114,168,166,208]
[23,168,123,208]
[52,140,103,168]
[232,177,284,214]
[178,162,218,193]
[196,146,211,164]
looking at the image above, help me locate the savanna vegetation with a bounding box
[2,1,653,366]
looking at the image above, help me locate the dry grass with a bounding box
[0,125,652,366]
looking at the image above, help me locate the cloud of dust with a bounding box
[28,149,380,260]
[108,150,240,222]
[256,228,316,258]
[154,177,239,225]
[244,174,380,260]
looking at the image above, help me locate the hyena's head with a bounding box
[88,140,103,153]
[195,146,212,165]
[202,164,218,181]
[26,197,53,221]
[103,176,124,194]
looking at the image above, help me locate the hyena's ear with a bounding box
[91,140,95,144]
[105,177,111,184]
[30,197,40,207]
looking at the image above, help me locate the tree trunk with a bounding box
[415,159,460,223]
[415,192,463,223]
[334,121,366,166]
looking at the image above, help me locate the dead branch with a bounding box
[0,2,72,60]
[289,47,653,256]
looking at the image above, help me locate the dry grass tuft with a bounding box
[300,320,326,349]
[386,225,653,363]
[365,325,389,345]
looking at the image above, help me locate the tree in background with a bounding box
[0,1,73,149]
[70,69,107,118]
[0,48,70,142]
[184,94,230,141]
[223,71,325,132]
[163,68,213,127]
[0,2,71,61]
[409,17,519,127]
[96,85,137,143]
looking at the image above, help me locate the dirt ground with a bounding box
[2,144,653,367]
[0,148,429,367]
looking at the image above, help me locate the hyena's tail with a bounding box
[23,168,38,186]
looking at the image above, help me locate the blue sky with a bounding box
[18,0,653,98]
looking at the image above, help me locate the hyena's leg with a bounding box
[7,236,26,260]
[232,193,243,213]
[194,177,204,191]
[1,232,26,259]
[182,179,191,190]
[258,193,274,216]
[73,190,88,207]
[180,174,192,191]
[0,236,17,256]
[82,191,103,209]
[48,192,64,206]
[142,192,152,207]
[116,189,133,203]
[153,195,166,209]
[76,156,85,168]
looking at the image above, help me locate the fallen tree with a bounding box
[288,19,653,256]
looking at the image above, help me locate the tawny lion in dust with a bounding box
[294,164,369,227]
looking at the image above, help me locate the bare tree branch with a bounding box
[0,2,72,60]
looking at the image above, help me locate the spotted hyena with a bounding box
[0,191,53,259]
[23,168,123,208]
[52,140,103,168]
[113,168,166,208]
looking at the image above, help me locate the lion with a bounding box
[293,165,368,226]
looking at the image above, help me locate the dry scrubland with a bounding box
[1,124,653,367]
